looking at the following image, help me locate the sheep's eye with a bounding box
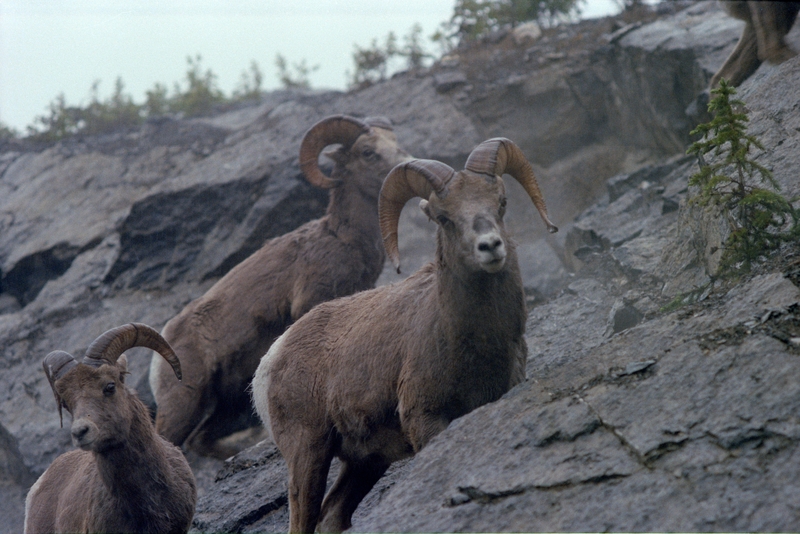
[437,214,451,226]
[103,382,116,396]
[361,148,377,159]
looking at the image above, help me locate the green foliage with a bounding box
[0,121,18,141]
[274,54,318,90]
[25,55,274,142]
[233,60,265,99]
[440,0,583,44]
[27,93,80,141]
[687,78,800,275]
[349,25,433,88]
[350,33,397,87]
[402,24,428,70]
[81,78,142,136]
[144,82,171,117]
[169,55,225,117]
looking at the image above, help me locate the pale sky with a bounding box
[0,0,623,132]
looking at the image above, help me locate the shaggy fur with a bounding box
[150,116,411,456]
[252,138,555,533]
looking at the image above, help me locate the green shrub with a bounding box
[0,122,18,141]
[169,54,225,117]
[234,60,265,99]
[687,78,800,275]
[274,54,318,90]
[27,93,82,141]
[437,0,583,46]
[25,54,272,141]
[81,78,142,135]
[349,25,434,88]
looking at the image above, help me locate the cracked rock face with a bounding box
[3,2,800,533]
[189,10,800,531]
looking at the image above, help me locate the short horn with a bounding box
[83,323,182,381]
[42,350,78,427]
[466,137,558,233]
[299,115,370,189]
[379,159,455,273]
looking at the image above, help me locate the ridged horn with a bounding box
[83,323,182,381]
[42,350,79,428]
[299,115,370,189]
[465,137,558,233]
[364,116,394,131]
[379,159,455,273]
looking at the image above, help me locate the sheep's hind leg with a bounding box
[711,21,761,87]
[318,458,390,533]
[283,429,335,534]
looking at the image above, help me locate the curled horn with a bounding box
[466,137,558,233]
[364,116,394,130]
[299,115,370,189]
[379,159,455,273]
[83,323,182,381]
[42,351,79,428]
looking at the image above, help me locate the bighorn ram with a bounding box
[711,0,799,87]
[150,115,412,456]
[252,137,558,533]
[25,324,197,534]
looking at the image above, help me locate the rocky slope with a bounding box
[2,1,799,532]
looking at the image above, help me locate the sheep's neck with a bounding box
[436,248,526,345]
[94,416,174,518]
[326,179,382,245]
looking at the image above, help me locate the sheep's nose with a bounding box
[71,421,90,441]
[477,237,503,253]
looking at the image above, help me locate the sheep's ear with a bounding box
[42,350,78,428]
[117,354,128,383]
[322,145,346,165]
[419,199,433,220]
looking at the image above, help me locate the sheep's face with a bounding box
[422,172,509,274]
[55,357,133,453]
[329,127,412,199]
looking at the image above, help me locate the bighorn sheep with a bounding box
[150,115,412,456]
[25,323,197,534]
[252,137,558,533]
[711,1,799,87]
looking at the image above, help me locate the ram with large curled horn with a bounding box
[252,137,556,533]
[149,114,412,458]
[25,324,196,534]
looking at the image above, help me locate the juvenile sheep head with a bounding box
[379,137,558,274]
[43,323,181,452]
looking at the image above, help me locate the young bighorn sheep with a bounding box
[252,137,558,533]
[711,1,799,87]
[25,323,197,534]
[150,114,412,456]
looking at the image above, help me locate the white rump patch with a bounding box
[251,331,287,441]
[148,352,163,405]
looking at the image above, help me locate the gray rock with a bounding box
[4,2,795,532]
[434,70,468,93]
